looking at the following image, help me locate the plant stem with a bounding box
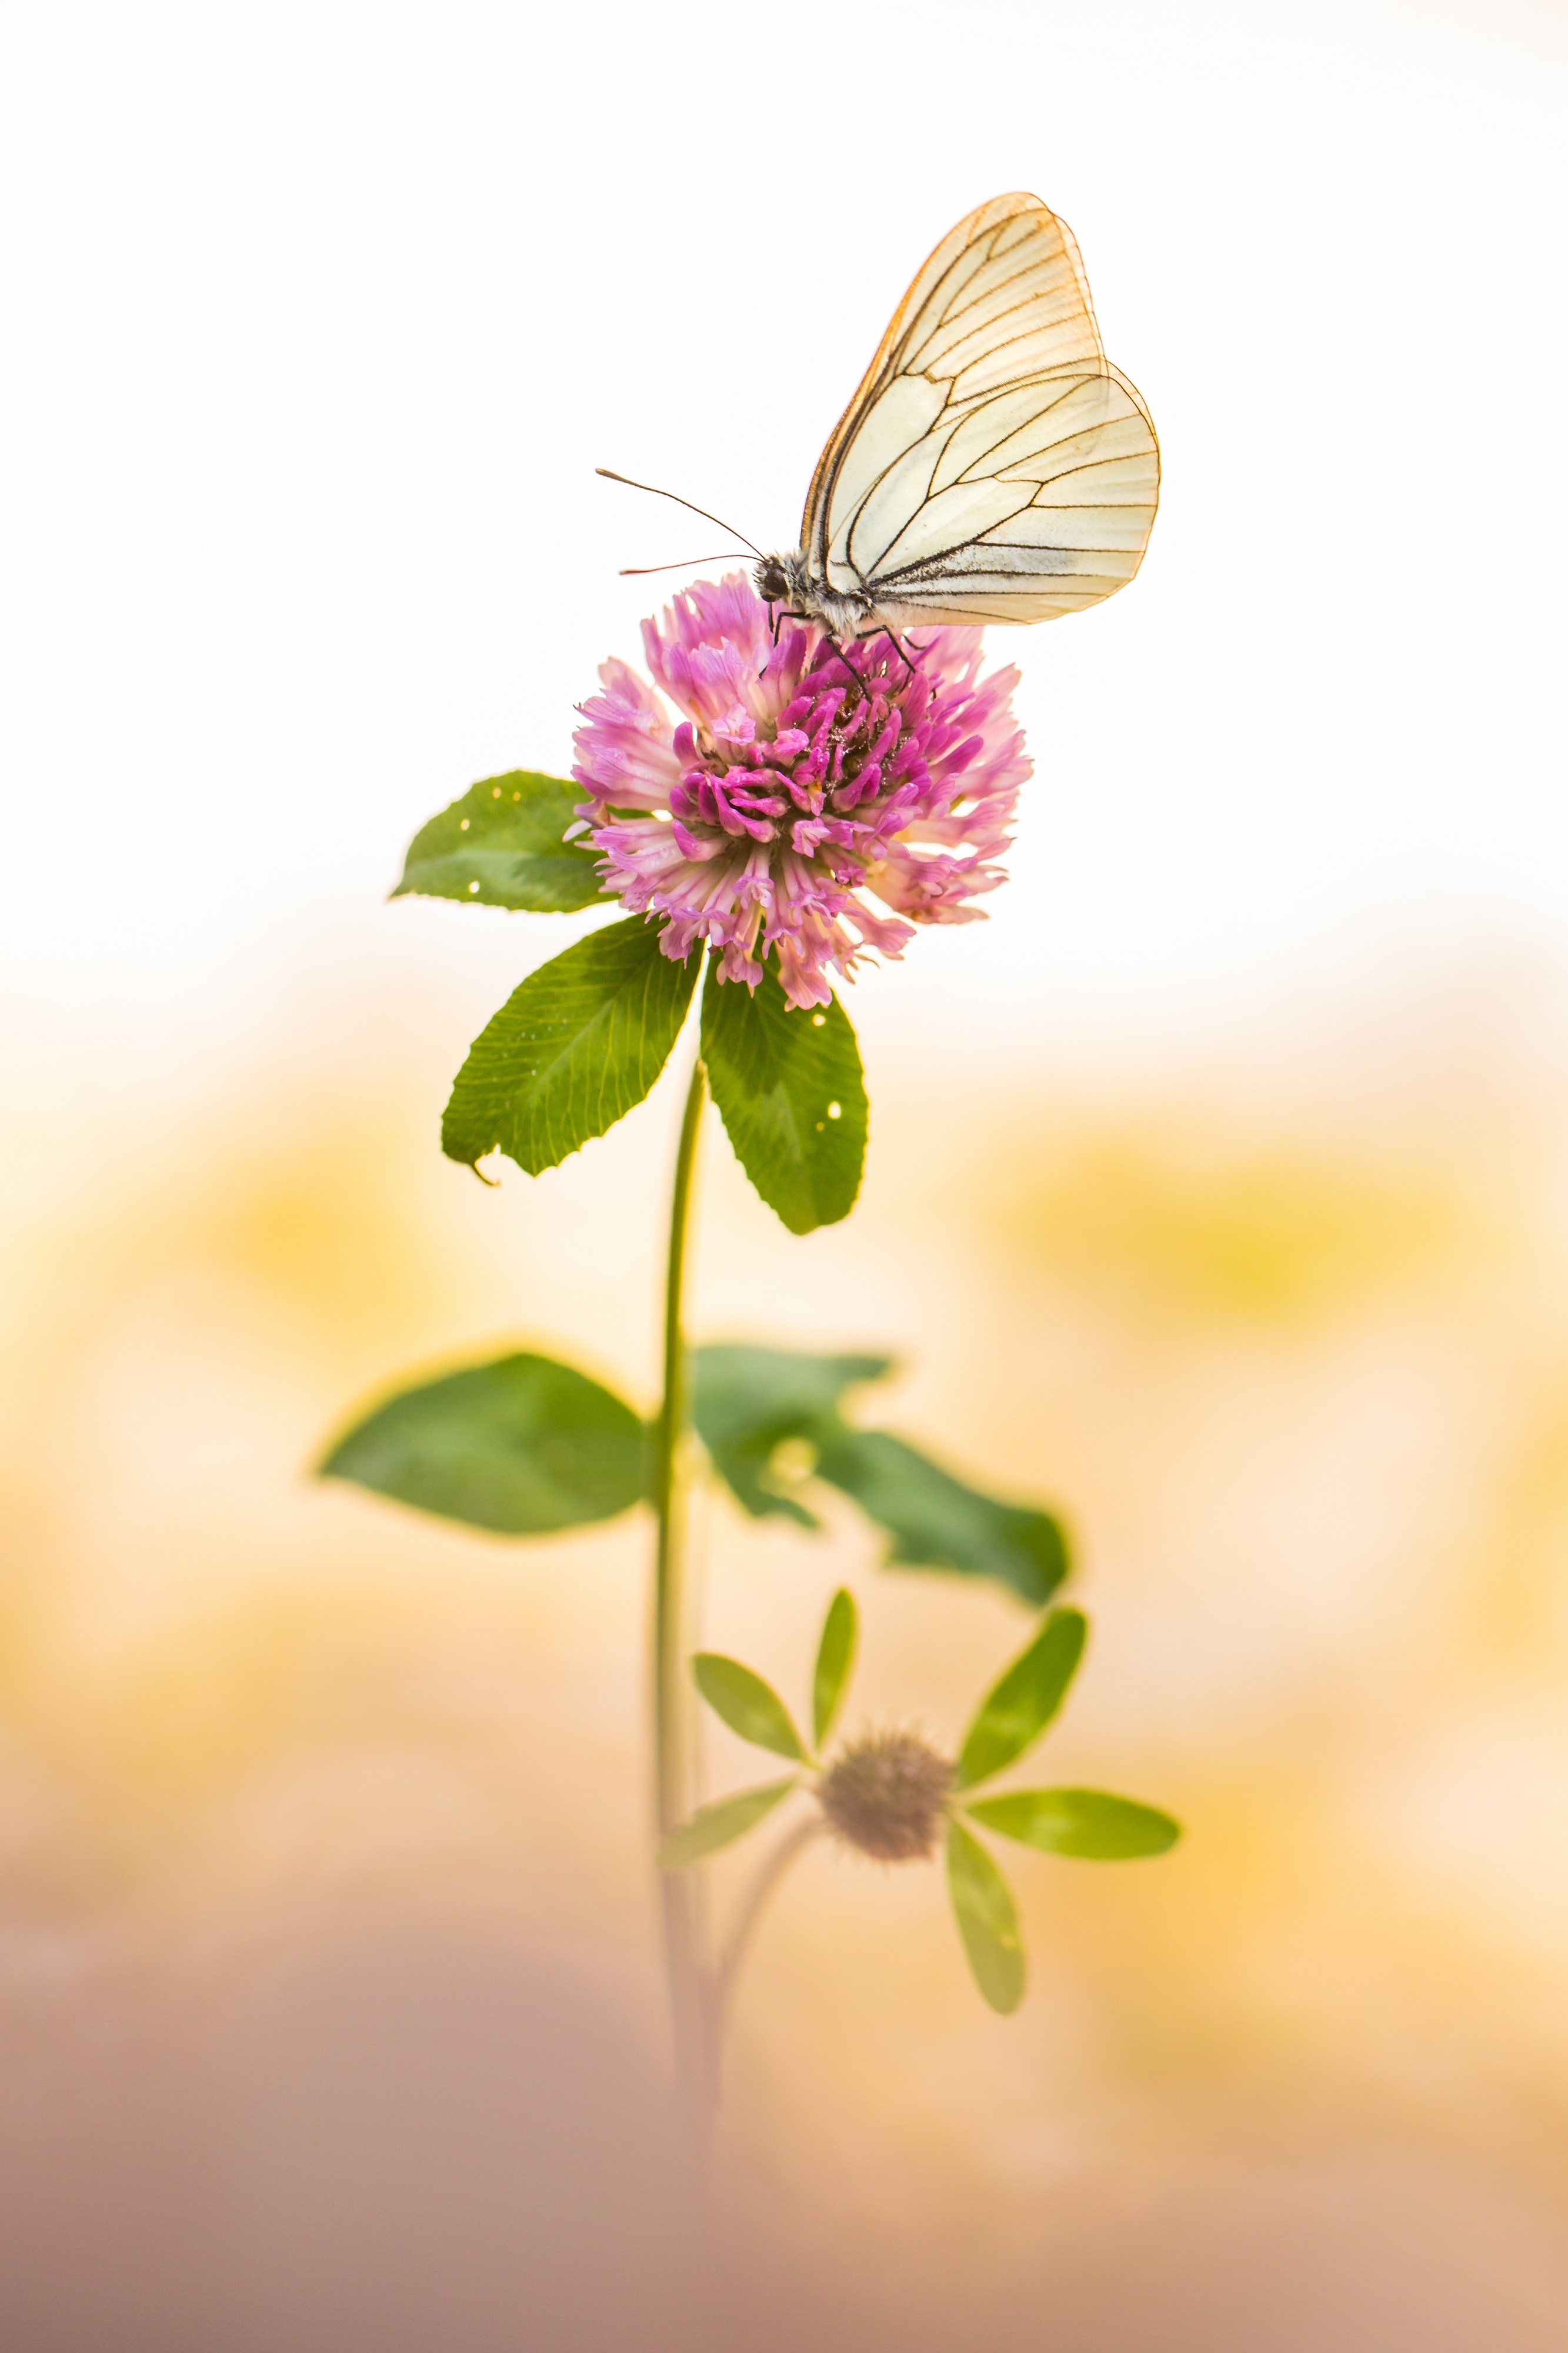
[708,1815,820,2091]
[653,1051,712,2129]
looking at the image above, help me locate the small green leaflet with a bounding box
[317,1351,645,1535]
[692,1654,809,1762]
[946,1819,1025,2015]
[965,1788,1181,1860]
[813,1428,1070,1608]
[691,1345,893,1528]
[442,916,699,1176]
[658,1777,799,1869]
[812,1588,859,1749]
[954,1609,1087,1791]
[701,962,868,1235]
[394,771,603,912]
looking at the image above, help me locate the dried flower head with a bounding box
[572,574,1030,1010]
[818,1728,954,1862]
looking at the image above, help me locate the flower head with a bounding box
[666,1590,1180,2017]
[818,1728,953,1862]
[572,574,1030,1010]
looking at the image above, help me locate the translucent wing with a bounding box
[800,193,1158,628]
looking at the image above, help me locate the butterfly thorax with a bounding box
[753,551,880,645]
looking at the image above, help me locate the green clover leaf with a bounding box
[658,1777,800,1869]
[394,771,602,912]
[953,1608,1087,1791]
[964,1788,1180,1859]
[811,1588,859,1749]
[692,1654,809,1762]
[946,1819,1025,2015]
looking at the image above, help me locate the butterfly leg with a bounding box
[759,607,813,680]
[880,625,920,678]
[851,622,919,681]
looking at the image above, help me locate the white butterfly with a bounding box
[748,190,1159,644]
[602,192,1157,649]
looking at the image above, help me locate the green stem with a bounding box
[708,1815,820,2091]
[653,1049,712,2127]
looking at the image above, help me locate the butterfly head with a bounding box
[752,552,797,606]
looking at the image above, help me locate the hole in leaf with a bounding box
[770,1435,819,1484]
[828,1102,842,1119]
[468,881,481,894]
[812,1013,827,1028]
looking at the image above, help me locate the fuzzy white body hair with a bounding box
[753,551,893,645]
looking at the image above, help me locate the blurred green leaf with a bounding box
[692,1345,893,1527]
[953,1609,1087,1791]
[965,1788,1181,1859]
[689,1346,1069,1609]
[318,1351,645,1535]
[812,1588,859,1749]
[813,1429,1070,1608]
[692,1654,809,1761]
[442,916,699,1175]
[393,771,603,912]
[657,1776,799,1868]
[701,963,867,1235]
[945,1820,1025,2015]
[965,1788,1172,1864]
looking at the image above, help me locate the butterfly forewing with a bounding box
[802,193,1157,629]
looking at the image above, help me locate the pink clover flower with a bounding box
[571,574,1030,1010]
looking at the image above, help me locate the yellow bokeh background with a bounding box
[11,968,1568,2341]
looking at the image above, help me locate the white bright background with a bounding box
[3,0,1565,1102]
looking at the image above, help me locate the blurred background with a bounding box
[4,1,1568,2345]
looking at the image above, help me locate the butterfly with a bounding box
[606,192,1157,652]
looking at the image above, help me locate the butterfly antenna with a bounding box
[596,468,765,561]
[619,553,755,576]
